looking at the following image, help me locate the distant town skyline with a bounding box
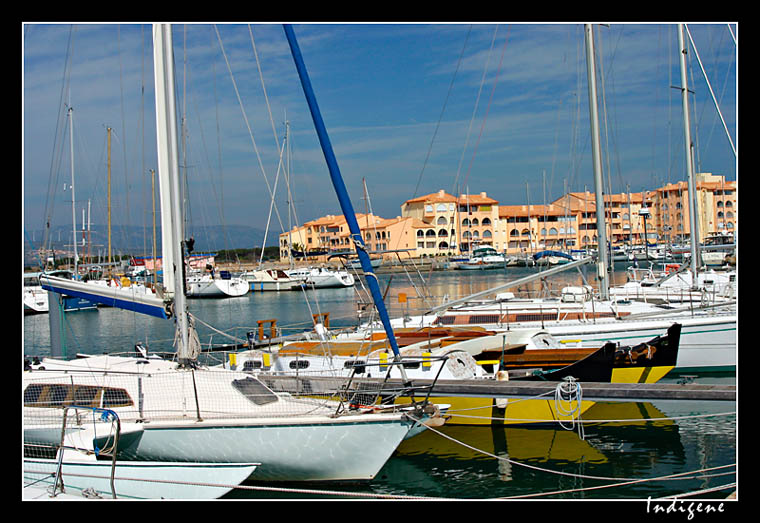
[24,23,737,255]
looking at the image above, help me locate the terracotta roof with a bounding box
[498,204,569,218]
[457,192,498,205]
[403,190,458,205]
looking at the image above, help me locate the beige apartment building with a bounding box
[279,173,735,261]
[279,212,433,262]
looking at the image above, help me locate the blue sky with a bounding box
[23,22,737,250]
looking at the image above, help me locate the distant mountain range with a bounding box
[23,223,272,262]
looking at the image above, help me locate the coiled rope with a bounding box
[554,376,585,439]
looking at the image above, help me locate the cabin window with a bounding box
[289,360,310,370]
[23,383,133,408]
[243,360,262,372]
[231,377,279,406]
[102,387,133,408]
[344,360,366,374]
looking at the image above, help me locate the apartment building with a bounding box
[400,190,499,254]
[279,174,735,261]
[279,212,432,262]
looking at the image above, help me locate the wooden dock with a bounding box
[260,375,736,402]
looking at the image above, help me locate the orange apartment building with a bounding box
[279,174,735,261]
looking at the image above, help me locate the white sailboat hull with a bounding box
[23,456,257,499]
[127,415,413,482]
[242,269,303,291]
[186,275,249,298]
[286,267,355,288]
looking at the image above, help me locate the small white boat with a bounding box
[241,268,305,291]
[186,270,249,298]
[286,266,355,288]
[455,247,507,270]
[23,459,258,500]
[23,406,258,499]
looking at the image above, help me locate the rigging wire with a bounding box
[213,25,286,235]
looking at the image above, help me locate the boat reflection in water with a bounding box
[377,402,686,499]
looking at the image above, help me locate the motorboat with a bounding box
[241,268,305,291]
[286,266,355,288]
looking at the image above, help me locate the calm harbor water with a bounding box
[22,264,737,501]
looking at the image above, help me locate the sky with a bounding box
[22,22,737,250]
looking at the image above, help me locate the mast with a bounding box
[584,23,610,300]
[153,23,190,362]
[107,126,112,273]
[678,24,700,286]
[151,168,157,285]
[283,24,402,359]
[68,107,79,277]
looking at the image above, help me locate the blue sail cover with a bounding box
[39,275,169,319]
[532,250,575,261]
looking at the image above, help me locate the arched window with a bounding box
[425,229,436,237]
[436,203,448,212]
[438,241,449,249]
[471,218,479,226]
[549,227,558,235]
[462,218,470,227]
[438,229,448,237]
[482,217,491,225]
[416,230,424,238]
[521,229,530,236]
[437,216,448,225]
[482,230,492,238]
[510,229,519,237]
[462,231,471,239]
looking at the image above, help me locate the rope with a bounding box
[554,377,585,439]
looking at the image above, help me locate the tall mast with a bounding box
[107,126,112,274]
[678,24,700,285]
[68,107,79,277]
[153,23,190,362]
[584,23,610,300]
[151,168,157,285]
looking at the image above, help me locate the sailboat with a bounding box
[286,265,355,288]
[455,246,508,270]
[26,24,444,486]
[185,268,249,298]
[361,25,736,375]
